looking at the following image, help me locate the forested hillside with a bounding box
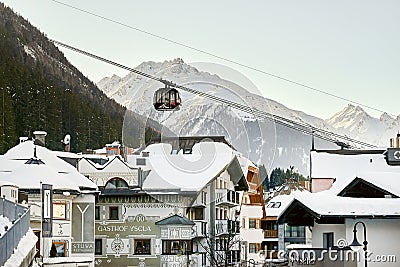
[0,3,158,153]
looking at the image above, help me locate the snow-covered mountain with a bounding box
[97,58,398,175]
[326,104,400,146]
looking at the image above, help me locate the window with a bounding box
[323,232,334,249]
[194,208,204,220]
[285,225,306,237]
[95,239,102,255]
[136,158,146,165]
[249,219,256,229]
[249,243,260,253]
[201,191,207,205]
[53,203,66,220]
[266,202,275,208]
[105,178,128,189]
[52,241,67,257]
[109,206,119,220]
[273,202,281,208]
[95,206,100,220]
[134,239,151,255]
[291,226,298,237]
[162,240,191,255]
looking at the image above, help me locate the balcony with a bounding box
[263,229,278,238]
[215,219,228,235]
[193,220,207,237]
[0,196,33,266]
[215,189,240,207]
[215,220,240,236]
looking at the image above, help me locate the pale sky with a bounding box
[3,0,399,119]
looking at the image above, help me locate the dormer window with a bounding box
[105,178,128,189]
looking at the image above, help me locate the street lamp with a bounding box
[349,221,368,267]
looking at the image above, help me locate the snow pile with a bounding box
[3,229,37,267]
[0,215,12,236]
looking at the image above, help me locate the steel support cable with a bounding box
[51,40,376,149]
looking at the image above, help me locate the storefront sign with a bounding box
[71,242,94,253]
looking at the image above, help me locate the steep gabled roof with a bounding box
[330,172,400,198]
[155,214,195,226]
[278,192,400,226]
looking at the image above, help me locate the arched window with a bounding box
[105,178,128,189]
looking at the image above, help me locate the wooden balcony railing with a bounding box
[263,229,278,238]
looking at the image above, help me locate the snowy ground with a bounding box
[3,229,37,267]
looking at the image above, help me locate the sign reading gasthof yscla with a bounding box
[97,223,153,233]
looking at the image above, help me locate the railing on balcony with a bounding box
[215,189,240,207]
[263,229,278,238]
[216,220,240,236]
[0,197,31,266]
[193,220,207,237]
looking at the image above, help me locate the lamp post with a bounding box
[349,221,368,267]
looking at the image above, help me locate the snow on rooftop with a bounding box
[2,141,76,173]
[292,192,400,217]
[265,189,310,217]
[329,171,400,197]
[312,150,400,195]
[94,148,107,154]
[142,142,241,191]
[0,180,18,187]
[0,162,96,191]
[0,141,97,191]
[52,150,82,159]
[32,130,47,135]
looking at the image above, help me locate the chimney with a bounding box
[33,131,47,146]
[390,138,395,148]
[397,132,400,148]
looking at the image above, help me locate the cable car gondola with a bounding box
[153,85,181,111]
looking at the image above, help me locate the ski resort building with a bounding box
[79,137,253,267]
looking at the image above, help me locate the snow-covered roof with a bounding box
[329,171,400,197]
[0,180,18,187]
[79,156,135,172]
[53,150,82,159]
[265,195,295,217]
[284,192,400,217]
[312,150,400,195]
[94,148,107,154]
[265,187,310,217]
[2,141,77,173]
[0,141,97,191]
[141,142,246,192]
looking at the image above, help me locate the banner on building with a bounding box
[42,183,53,237]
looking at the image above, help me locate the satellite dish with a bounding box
[63,134,71,145]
